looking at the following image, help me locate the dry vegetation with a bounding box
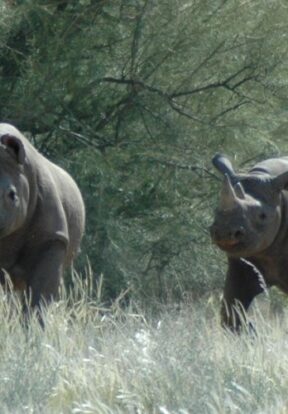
[0,277,288,414]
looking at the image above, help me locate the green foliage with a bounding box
[1,0,288,301]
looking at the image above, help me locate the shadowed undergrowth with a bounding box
[0,280,288,413]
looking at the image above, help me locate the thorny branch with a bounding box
[142,156,220,180]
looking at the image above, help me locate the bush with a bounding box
[1,1,288,302]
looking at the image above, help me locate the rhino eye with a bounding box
[259,212,267,220]
[7,188,18,203]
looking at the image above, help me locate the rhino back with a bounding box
[36,158,85,265]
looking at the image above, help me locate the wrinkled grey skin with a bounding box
[0,123,85,314]
[210,153,288,331]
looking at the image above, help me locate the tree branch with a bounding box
[142,156,220,180]
[170,65,257,99]
[210,100,251,122]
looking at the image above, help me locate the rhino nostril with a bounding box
[234,227,245,240]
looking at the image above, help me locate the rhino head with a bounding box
[210,153,288,257]
[0,132,29,237]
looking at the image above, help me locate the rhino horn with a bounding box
[220,174,239,210]
[234,182,245,200]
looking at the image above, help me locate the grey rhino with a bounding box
[0,123,85,312]
[210,153,288,331]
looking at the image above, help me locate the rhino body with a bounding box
[210,153,288,331]
[0,123,85,309]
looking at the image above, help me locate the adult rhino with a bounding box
[0,123,85,314]
[210,153,288,331]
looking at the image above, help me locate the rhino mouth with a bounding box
[215,239,241,250]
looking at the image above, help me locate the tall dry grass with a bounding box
[0,276,287,413]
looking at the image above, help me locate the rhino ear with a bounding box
[1,134,26,165]
[212,153,236,179]
[271,171,288,192]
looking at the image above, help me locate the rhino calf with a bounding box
[210,153,288,331]
[0,123,85,312]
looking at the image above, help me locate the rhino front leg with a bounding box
[26,240,67,310]
[221,258,265,332]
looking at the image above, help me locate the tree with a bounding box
[1,0,288,301]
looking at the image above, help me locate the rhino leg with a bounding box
[221,258,265,332]
[26,240,66,313]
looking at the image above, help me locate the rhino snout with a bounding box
[233,226,246,240]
